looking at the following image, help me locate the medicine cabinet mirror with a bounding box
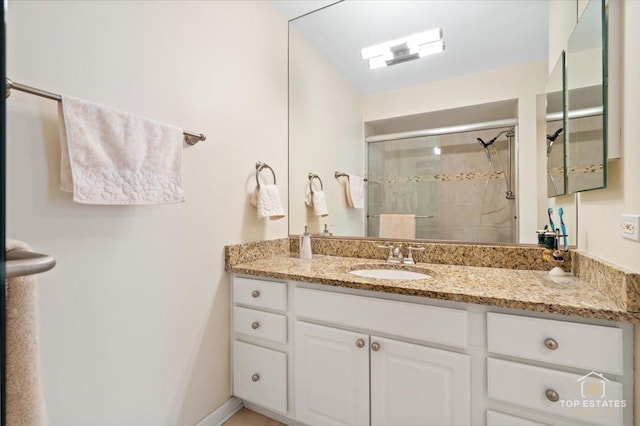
[566,0,606,193]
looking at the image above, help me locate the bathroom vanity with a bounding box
[226,243,637,426]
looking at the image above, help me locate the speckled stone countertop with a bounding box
[227,253,639,323]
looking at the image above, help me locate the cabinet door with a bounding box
[370,336,471,426]
[294,321,370,426]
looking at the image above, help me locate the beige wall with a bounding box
[289,26,364,236]
[363,61,549,244]
[6,1,287,425]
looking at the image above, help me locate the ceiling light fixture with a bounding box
[361,28,445,69]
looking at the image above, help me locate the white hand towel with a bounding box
[304,186,314,208]
[311,190,329,217]
[58,95,185,205]
[347,174,365,209]
[379,214,416,239]
[251,184,285,220]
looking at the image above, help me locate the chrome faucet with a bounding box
[393,245,404,263]
[378,244,425,265]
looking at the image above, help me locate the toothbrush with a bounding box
[547,208,556,232]
[558,207,568,251]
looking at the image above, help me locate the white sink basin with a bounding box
[349,269,431,280]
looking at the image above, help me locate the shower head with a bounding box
[547,127,563,142]
[476,138,493,161]
[476,136,497,149]
[546,127,563,156]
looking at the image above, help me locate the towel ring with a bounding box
[256,161,276,188]
[308,173,323,194]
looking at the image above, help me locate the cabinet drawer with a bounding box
[486,411,550,426]
[488,358,623,426]
[294,287,467,348]
[234,277,287,311]
[487,313,623,375]
[233,341,287,413]
[233,306,287,344]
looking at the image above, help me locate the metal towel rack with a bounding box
[255,161,276,188]
[368,214,434,219]
[308,173,323,194]
[5,78,207,146]
[334,171,368,182]
[5,249,56,278]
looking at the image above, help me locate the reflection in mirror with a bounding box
[367,125,516,243]
[566,0,606,193]
[288,0,550,244]
[546,53,566,197]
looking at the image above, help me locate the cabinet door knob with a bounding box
[371,342,381,352]
[251,290,260,298]
[251,321,260,330]
[545,389,559,402]
[544,338,559,350]
[251,373,260,382]
[356,338,365,348]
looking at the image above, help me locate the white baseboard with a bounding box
[195,396,243,426]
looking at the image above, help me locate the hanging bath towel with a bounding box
[58,95,185,205]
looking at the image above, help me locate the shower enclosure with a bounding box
[367,126,517,243]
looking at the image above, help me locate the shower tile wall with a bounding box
[367,127,515,243]
[567,114,605,192]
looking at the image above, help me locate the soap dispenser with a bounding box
[300,226,313,260]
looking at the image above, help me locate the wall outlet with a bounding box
[621,214,640,241]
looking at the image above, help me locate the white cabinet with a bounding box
[294,321,470,426]
[233,341,287,413]
[294,321,370,426]
[231,277,289,414]
[370,336,470,426]
[230,275,632,426]
[487,313,623,374]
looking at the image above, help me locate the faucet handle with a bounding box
[377,244,393,260]
[405,246,425,265]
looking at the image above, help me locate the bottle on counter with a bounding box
[300,226,313,259]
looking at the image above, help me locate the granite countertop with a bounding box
[228,254,639,322]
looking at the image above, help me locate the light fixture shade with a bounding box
[368,57,388,69]
[418,40,445,58]
[361,27,444,69]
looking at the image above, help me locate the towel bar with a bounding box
[5,250,56,279]
[334,171,368,182]
[255,161,276,187]
[368,214,434,219]
[308,173,323,194]
[5,78,206,145]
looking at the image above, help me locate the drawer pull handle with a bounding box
[251,290,260,298]
[251,374,260,382]
[544,338,559,350]
[251,321,260,330]
[371,342,381,352]
[356,338,365,348]
[545,389,559,402]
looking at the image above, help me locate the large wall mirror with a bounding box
[288,0,560,244]
[566,0,606,193]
